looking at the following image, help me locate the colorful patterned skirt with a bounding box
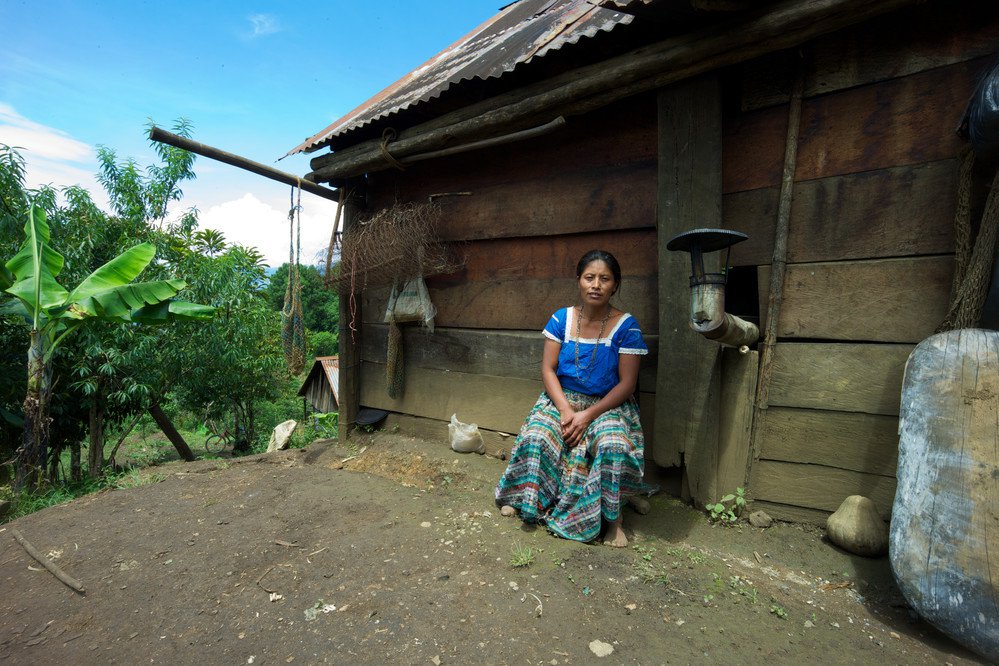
[494,390,645,542]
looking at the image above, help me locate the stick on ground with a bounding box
[10,528,85,593]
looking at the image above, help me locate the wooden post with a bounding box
[337,190,362,442]
[749,62,806,472]
[654,75,723,505]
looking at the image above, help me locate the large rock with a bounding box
[267,420,298,452]
[826,495,887,557]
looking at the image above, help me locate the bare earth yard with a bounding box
[0,431,987,665]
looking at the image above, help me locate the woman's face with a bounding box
[577,259,617,308]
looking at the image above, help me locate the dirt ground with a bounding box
[0,431,989,665]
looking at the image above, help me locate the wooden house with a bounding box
[288,0,999,523]
[298,356,340,414]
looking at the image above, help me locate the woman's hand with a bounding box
[561,408,594,447]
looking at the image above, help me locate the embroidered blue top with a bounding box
[542,307,649,397]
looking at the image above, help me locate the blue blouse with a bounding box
[543,307,648,397]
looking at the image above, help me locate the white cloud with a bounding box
[0,102,106,207]
[197,192,338,268]
[247,13,280,37]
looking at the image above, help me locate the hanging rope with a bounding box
[937,149,999,332]
[281,182,307,374]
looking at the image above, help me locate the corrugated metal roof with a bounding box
[320,356,340,403]
[287,0,636,156]
[298,355,339,404]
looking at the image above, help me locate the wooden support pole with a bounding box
[148,126,341,203]
[654,75,723,508]
[306,0,916,183]
[748,59,806,472]
[337,192,361,442]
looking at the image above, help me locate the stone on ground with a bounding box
[267,419,298,452]
[749,510,773,528]
[826,495,887,557]
[589,640,614,657]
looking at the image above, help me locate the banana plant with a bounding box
[1,204,214,491]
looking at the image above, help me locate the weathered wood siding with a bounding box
[731,5,999,523]
[359,95,660,437]
[351,3,999,524]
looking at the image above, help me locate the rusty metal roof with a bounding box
[287,0,637,156]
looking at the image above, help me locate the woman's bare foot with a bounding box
[500,505,516,517]
[603,517,628,547]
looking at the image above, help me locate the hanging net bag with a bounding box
[281,184,307,374]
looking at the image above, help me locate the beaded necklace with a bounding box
[573,306,611,382]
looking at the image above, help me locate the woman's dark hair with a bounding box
[576,249,622,286]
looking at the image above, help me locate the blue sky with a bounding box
[0,1,502,266]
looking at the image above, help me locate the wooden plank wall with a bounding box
[725,3,999,524]
[358,94,661,441]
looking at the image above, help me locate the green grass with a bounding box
[509,543,536,568]
[2,468,166,524]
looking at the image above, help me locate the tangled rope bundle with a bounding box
[328,201,463,294]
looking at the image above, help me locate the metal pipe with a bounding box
[689,282,759,347]
[148,126,341,203]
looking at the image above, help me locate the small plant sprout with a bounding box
[770,603,788,619]
[509,543,535,568]
[706,487,747,523]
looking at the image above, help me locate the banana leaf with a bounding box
[65,243,157,304]
[131,300,215,323]
[66,279,188,321]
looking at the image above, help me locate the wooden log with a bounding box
[891,329,999,659]
[767,342,913,415]
[758,256,953,343]
[308,0,917,183]
[724,57,980,193]
[338,196,362,439]
[716,348,759,494]
[725,159,959,267]
[749,459,897,517]
[148,403,195,462]
[362,277,659,333]
[654,75,723,470]
[757,407,899,476]
[147,127,340,203]
[367,95,657,200]
[11,528,84,593]
[740,3,999,112]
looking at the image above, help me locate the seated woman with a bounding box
[495,250,648,546]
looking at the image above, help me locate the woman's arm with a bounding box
[561,353,640,446]
[541,338,574,422]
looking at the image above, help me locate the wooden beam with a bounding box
[654,75,722,478]
[757,407,899,477]
[750,459,897,518]
[758,256,953,343]
[716,348,759,494]
[767,342,913,416]
[338,195,361,440]
[308,0,917,183]
[148,126,340,203]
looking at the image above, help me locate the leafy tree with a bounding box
[265,262,340,334]
[1,205,214,490]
